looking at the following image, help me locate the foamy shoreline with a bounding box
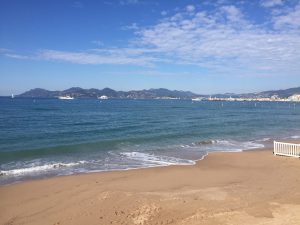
[0,138,266,186]
[1,136,299,187]
[2,135,298,186]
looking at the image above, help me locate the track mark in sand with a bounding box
[145,187,228,201]
[97,191,110,200]
[4,217,17,225]
[131,204,160,225]
[245,202,274,218]
[97,191,133,201]
[181,204,300,225]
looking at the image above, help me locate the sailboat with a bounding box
[11,94,14,99]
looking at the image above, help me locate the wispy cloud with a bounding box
[220,5,244,22]
[2,48,158,66]
[133,3,300,76]
[37,49,156,66]
[272,3,300,29]
[121,22,139,30]
[260,0,283,8]
[0,48,12,53]
[119,0,140,5]
[2,3,300,77]
[186,5,195,13]
[107,0,156,7]
[3,53,32,60]
[91,40,104,46]
[161,10,168,16]
[72,1,83,8]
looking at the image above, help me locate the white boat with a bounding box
[58,95,74,100]
[11,94,14,99]
[98,95,108,100]
[192,97,203,101]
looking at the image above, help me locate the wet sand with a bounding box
[1,148,300,225]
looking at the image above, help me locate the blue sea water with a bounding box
[0,97,300,185]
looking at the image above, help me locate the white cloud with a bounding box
[221,5,244,22]
[4,53,32,60]
[36,49,155,66]
[260,0,283,8]
[3,49,157,66]
[2,4,300,77]
[161,10,167,16]
[0,48,11,53]
[135,4,300,76]
[121,22,139,30]
[186,5,195,12]
[91,40,104,46]
[273,3,300,29]
[119,0,140,5]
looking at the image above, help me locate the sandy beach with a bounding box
[1,148,300,225]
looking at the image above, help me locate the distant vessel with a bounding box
[192,97,203,101]
[98,95,108,100]
[155,97,180,100]
[11,94,14,99]
[58,96,74,100]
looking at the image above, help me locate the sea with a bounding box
[0,97,300,185]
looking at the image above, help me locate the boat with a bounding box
[191,97,203,101]
[98,95,108,100]
[11,94,14,99]
[58,96,74,100]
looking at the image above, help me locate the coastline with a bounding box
[0,141,269,187]
[1,146,300,225]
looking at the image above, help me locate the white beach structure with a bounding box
[273,141,300,158]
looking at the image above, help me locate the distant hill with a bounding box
[257,87,300,98]
[18,87,199,99]
[18,88,60,98]
[17,86,300,99]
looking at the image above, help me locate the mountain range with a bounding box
[16,86,300,99]
[17,87,197,99]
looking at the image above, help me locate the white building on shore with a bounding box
[288,94,300,102]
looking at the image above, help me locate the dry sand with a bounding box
[1,148,300,225]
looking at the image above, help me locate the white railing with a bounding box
[274,141,300,158]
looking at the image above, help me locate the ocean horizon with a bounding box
[1,97,300,185]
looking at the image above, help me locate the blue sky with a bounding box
[1,0,300,95]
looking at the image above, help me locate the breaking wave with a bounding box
[180,139,264,152]
[0,161,86,177]
[120,152,195,166]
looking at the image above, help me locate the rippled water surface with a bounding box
[1,98,299,184]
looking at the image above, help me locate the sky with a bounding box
[0,0,300,95]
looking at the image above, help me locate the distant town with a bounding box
[191,94,300,102]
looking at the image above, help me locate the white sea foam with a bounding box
[120,152,195,166]
[120,140,264,168]
[291,135,300,139]
[0,161,86,177]
[180,139,264,152]
[193,140,218,145]
[256,137,271,142]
